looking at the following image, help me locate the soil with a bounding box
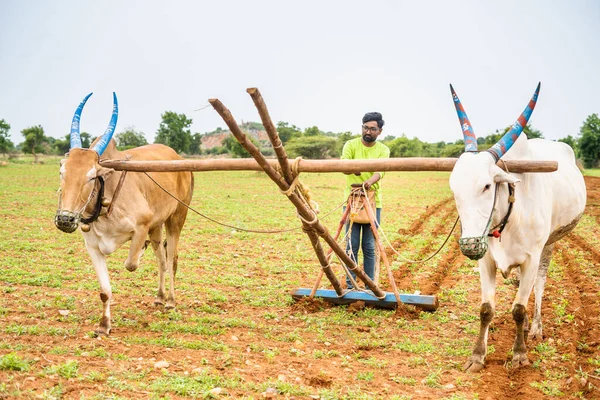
[1,177,600,399]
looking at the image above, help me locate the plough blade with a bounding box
[291,288,438,311]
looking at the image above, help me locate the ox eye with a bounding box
[483,184,491,192]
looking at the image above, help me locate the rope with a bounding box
[379,215,460,263]
[193,103,212,112]
[349,185,458,264]
[296,209,319,226]
[142,171,344,234]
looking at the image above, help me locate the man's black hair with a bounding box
[362,112,385,129]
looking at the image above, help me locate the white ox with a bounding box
[55,93,194,336]
[448,83,586,372]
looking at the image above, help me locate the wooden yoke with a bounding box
[209,91,386,299]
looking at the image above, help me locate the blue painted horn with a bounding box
[450,84,478,153]
[70,93,93,149]
[90,92,119,156]
[487,82,541,161]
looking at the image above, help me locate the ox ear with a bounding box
[493,167,520,185]
[97,167,114,180]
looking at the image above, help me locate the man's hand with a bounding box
[363,173,382,190]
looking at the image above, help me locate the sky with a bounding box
[1,0,599,146]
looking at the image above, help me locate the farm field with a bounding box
[1,161,599,399]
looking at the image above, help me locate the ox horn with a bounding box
[70,93,93,149]
[90,92,119,156]
[450,84,478,153]
[487,82,541,161]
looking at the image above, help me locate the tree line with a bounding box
[1,112,599,168]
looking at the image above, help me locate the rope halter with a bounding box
[458,184,499,260]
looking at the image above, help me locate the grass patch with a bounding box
[0,352,32,371]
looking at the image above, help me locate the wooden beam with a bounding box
[100,158,558,173]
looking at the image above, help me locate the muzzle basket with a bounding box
[54,210,80,233]
[459,236,489,260]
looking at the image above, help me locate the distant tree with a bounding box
[303,126,323,137]
[524,124,544,139]
[0,119,14,156]
[558,135,577,152]
[52,136,70,155]
[335,131,357,156]
[276,121,302,143]
[115,126,148,149]
[155,112,192,154]
[241,121,265,131]
[80,132,92,149]
[286,136,337,159]
[387,135,425,157]
[188,133,203,155]
[53,132,93,155]
[440,143,464,158]
[222,134,257,158]
[21,125,46,159]
[492,123,544,141]
[484,131,503,145]
[578,113,600,168]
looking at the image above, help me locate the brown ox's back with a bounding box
[99,141,194,230]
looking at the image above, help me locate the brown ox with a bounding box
[55,93,194,336]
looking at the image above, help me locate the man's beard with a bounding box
[362,134,376,143]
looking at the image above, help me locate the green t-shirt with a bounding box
[341,138,390,208]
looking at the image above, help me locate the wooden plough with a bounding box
[100,88,558,311]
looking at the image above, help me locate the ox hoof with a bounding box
[528,322,543,340]
[154,298,165,306]
[94,326,111,337]
[528,329,543,341]
[165,301,176,310]
[463,359,485,373]
[512,353,530,368]
[125,263,138,272]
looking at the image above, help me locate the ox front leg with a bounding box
[511,257,539,368]
[87,246,113,336]
[464,261,496,373]
[529,244,553,340]
[124,224,151,272]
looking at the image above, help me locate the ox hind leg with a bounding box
[464,261,497,373]
[148,226,170,307]
[511,251,543,368]
[529,244,554,340]
[162,203,189,310]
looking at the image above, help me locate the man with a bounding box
[341,112,390,289]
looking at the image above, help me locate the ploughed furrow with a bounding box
[476,233,600,399]
[558,236,600,395]
[584,176,600,225]
[568,232,600,263]
[474,267,561,398]
[418,232,463,295]
[395,196,454,239]
[385,197,456,291]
